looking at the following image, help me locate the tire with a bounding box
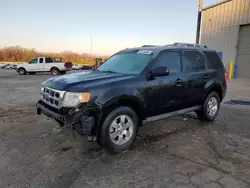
[18,68,26,75]
[196,91,220,122]
[60,71,66,75]
[51,68,59,75]
[29,72,36,75]
[98,106,139,153]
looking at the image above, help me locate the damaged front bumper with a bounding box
[36,100,102,135]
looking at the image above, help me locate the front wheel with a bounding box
[18,68,26,75]
[98,106,139,153]
[196,91,220,122]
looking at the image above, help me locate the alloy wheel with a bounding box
[207,97,218,117]
[109,115,133,145]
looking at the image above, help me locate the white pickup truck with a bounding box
[16,57,72,75]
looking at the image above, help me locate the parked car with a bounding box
[72,64,81,70]
[1,64,18,69]
[36,43,227,153]
[0,64,8,68]
[7,64,17,69]
[16,57,72,75]
[81,65,92,70]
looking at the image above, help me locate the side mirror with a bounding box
[149,66,169,78]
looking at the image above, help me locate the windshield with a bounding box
[97,51,153,74]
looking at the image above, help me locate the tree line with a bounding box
[0,46,108,65]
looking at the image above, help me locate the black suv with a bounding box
[37,43,227,153]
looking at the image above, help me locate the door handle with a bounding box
[204,74,209,80]
[175,78,183,86]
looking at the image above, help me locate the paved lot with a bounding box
[0,69,250,188]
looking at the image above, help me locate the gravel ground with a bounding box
[0,69,250,188]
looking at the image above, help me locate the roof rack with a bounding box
[141,45,161,47]
[172,42,207,48]
[141,43,208,48]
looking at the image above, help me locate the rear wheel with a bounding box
[51,68,59,75]
[18,68,26,75]
[98,106,138,153]
[196,91,220,122]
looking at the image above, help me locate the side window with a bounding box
[153,51,181,73]
[183,51,205,72]
[39,58,44,63]
[45,57,53,63]
[29,58,38,64]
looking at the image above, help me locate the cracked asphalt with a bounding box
[1,69,250,188]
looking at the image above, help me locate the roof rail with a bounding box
[141,45,161,47]
[173,42,207,48]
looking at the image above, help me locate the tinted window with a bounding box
[153,51,181,73]
[39,58,44,63]
[29,58,38,64]
[98,51,152,74]
[45,57,53,63]
[183,51,205,72]
[203,51,224,69]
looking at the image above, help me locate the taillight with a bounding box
[64,63,68,68]
[224,72,228,83]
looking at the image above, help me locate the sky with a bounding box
[0,0,219,55]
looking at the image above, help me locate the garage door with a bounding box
[236,24,250,78]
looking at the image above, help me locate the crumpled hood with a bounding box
[43,71,136,91]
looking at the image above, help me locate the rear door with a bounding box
[181,50,209,107]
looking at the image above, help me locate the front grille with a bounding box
[40,101,60,114]
[41,86,65,109]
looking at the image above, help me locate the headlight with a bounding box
[63,92,90,107]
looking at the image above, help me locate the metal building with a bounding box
[200,0,250,78]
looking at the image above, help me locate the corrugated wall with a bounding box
[200,0,250,70]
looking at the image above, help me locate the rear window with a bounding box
[45,58,53,63]
[203,51,224,69]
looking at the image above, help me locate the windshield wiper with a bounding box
[100,70,116,73]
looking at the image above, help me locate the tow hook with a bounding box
[87,136,97,142]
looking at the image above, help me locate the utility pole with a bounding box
[196,0,203,44]
[90,36,92,55]
[90,36,96,69]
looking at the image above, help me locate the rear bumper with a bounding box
[36,100,102,135]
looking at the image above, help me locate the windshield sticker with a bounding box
[137,50,152,55]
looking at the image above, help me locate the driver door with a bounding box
[147,50,186,116]
[27,57,44,71]
[27,58,38,71]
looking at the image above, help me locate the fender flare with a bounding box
[96,87,145,109]
[203,79,223,101]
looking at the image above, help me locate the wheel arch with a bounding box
[18,67,26,71]
[95,92,145,137]
[50,66,59,71]
[204,82,223,102]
